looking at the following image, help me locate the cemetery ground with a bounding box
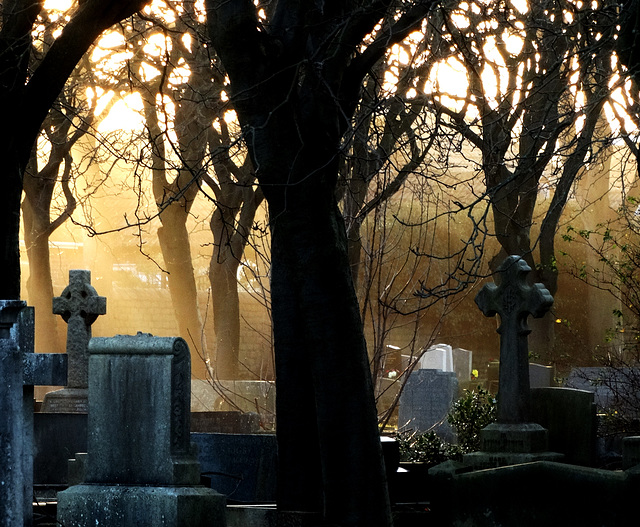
[3,261,640,527]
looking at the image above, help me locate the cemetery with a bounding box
[0,257,638,527]
[6,5,640,527]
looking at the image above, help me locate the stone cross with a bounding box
[475,255,553,424]
[53,269,106,389]
[0,300,67,526]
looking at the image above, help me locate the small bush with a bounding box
[447,386,497,452]
[396,430,462,466]
[395,386,497,465]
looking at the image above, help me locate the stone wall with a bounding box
[92,286,273,380]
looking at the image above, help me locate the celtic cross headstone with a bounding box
[475,255,553,423]
[42,270,106,413]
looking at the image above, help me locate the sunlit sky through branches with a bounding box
[42,0,638,138]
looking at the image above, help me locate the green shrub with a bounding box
[447,386,497,453]
[395,386,497,465]
[396,429,462,465]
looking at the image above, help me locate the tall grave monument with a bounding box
[464,256,563,468]
[57,333,225,526]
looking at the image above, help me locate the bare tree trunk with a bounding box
[208,228,241,379]
[0,0,151,297]
[270,195,391,525]
[22,197,62,354]
[156,214,208,378]
[140,84,208,378]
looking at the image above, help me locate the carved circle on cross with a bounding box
[54,272,106,325]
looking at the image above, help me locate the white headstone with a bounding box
[418,343,453,372]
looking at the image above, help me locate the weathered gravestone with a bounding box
[530,387,597,466]
[57,333,225,526]
[464,256,563,468]
[42,270,106,413]
[489,361,554,390]
[0,300,67,527]
[398,369,459,441]
[452,347,472,383]
[528,363,554,388]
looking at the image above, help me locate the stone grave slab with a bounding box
[191,411,261,434]
[192,432,277,502]
[192,378,276,429]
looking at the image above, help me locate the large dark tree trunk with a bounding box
[0,161,23,300]
[271,196,389,524]
[206,2,434,524]
[206,3,392,524]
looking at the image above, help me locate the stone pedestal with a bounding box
[622,436,640,470]
[57,334,225,526]
[57,485,225,527]
[464,423,563,469]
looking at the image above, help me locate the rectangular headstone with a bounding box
[530,387,597,466]
[85,333,199,485]
[452,348,472,382]
[529,363,553,388]
[398,369,458,441]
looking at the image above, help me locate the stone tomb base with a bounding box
[464,423,563,470]
[57,484,226,527]
[41,388,88,413]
